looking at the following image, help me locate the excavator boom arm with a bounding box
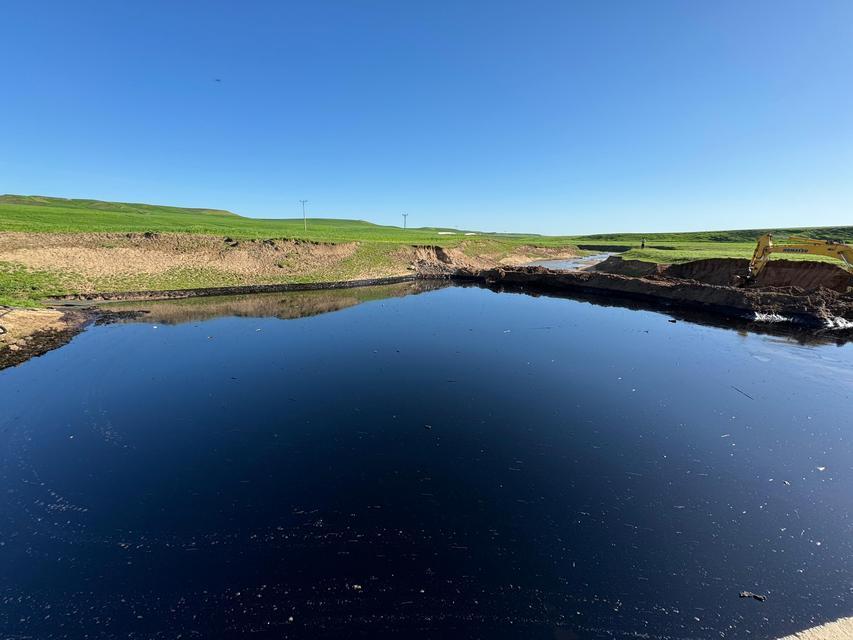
[748,234,853,278]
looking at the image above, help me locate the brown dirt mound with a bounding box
[664,258,746,286]
[408,243,581,276]
[591,256,663,277]
[478,266,853,328]
[0,307,88,370]
[0,233,358,283]
[667,258,852,292]
[596,256,852,292]
[776,616,853,640]
[497,245,582,265]
[408,245,490,276]
[754,259,852,292]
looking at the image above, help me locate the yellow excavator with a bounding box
[747,233,853,279]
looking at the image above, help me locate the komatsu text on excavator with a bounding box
[748,234,853,280]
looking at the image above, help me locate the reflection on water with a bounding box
[103,279,852,348]
[475,281,853,348]
[100,280,448,325]
[1,283,851,639]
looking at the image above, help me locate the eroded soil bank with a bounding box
[436,256,853,330]
[4,249,851,369]
[0,232,586,368]
[0,307,89,369]
[776,617,853,640]
[592,255,852,292]
[0,232,583,297]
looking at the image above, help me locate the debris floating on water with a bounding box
[731,386,754,400]
[739,591,767,602]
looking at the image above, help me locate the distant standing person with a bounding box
[641,238,646,249]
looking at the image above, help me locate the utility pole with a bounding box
[402,213,408,230]
[299,200,308,232]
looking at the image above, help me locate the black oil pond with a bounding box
[1,283,851,639]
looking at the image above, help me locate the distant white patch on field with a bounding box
[437,231,456,235]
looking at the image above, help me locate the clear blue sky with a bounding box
[3,1,852,234]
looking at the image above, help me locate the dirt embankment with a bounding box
[408,244,582,276]
[0,307,89,369]
[408,246,493,276]
[497,244,584,265]
[591,256,664,278]
[776,617,853,640]
[466,257,853,329]
[0,233,581,368]
[0,232,361,287]
[1,232,578,295]
[593,256,852,292]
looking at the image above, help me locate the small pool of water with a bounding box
[528,253,612,270]
[1,282,851,639]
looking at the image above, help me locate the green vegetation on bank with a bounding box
[0,195,580,306]
[575,227,853,244]
[0,195,581,306]
[1,194,850,307]
[0,194,574,247]
[3,194,849,248]
[572,226,853,264]
[0,262,71,307]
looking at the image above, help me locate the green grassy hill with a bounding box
[574,227,853,244]
[0,194,548,246]
[571,226,853,263]
[2,194,849,246]
[0,194,578,306]
[1,194,850,306]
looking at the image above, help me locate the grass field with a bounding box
[0,194,574,246]
[1,194,851,307]
[0,195,578,305]
[574,226,853,264]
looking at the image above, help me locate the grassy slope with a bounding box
[0,194,570,246]
[0,195,578,305]
[572,227,853,263]
[1,195,851,305]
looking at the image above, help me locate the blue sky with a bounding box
[2,1,852,234]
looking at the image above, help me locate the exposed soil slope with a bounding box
[594,256,852,292]
[455,255,853,328]
[0,232,580,303]
[0,307,88,369]
[776,617,853,640]
[0,232,360,284]
[591,256,663,278]
[408,245,492,276]
[406,244,582,276]
[0,233,575,367]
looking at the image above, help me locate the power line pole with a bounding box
[299,200,308,232]
[402,213,408,230]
